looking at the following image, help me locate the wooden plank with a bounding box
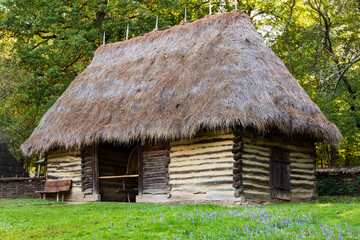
[143,150,170,158]
[171,153,233,163]
[170,147,232,158]
[170,132,234,147]
[99,174,139,179]
[169,167,232,175]
[138,145,143,196]
[170,141,233,152]
[93,144,99,195]
[169,159,233,168]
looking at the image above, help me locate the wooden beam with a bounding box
[93,143,99,195]
[99,174,139,179]
[138,145,143,196]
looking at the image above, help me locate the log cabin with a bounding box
[21,10,342,203]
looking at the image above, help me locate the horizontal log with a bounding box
[243,184,269,193]
[143,176,168,183]
[143,150,169,158]
[170,134,234,147]
[169,167,232,175]
[170,161,233,170]
[233,167,242,174]
[143,189,170,195]
[170,187,234,193]
[291,176,315,181]
[291,183,314,189]
[48,149,81,158]
[143,165,167,171]
[242,177,269,186]
[143,182,169,188]
[143,144,169,151]
[81,175,93,181]
[47,170,81,174]
[233,175,241,182]
[144,172,168,179]
[171,141,233,153]
[171,180,232,187]
[169,174,233,181]
[81,161,93,168]
[233,136,242,144]
[244,192,271,202]
[242,156,269,165]
[242,170,269,177]
[144,155,170,161]
[243,163,269,171]
[233,153,242,160]
[170,148,231,159]
[82,182,93,190]
[290,169,315,175]
[233,161,243,168]
[232,180,242,188]
[243,138,314,154]
[99,174,139,179]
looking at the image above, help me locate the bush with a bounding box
[317,177,360,196]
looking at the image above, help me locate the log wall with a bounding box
[240,132,316,202]
[136,144,170,203]
[47,149,83,201]
[168,131,235,201]
[0,177,45,199]
[81,147,93,197]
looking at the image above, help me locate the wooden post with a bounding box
[93,143,99,196]
[184,6,187,22]
[209,0,212,15]
[126,24,129,40]
[138,145,143,197]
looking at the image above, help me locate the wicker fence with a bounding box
[0,177,45,199]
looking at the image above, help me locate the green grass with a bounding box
[0,198,359,239]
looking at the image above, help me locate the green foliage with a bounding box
[317,176,360,196]
[317,195,360,203]
[317,178,338,196]
[0,199,359,239]
[0,0,359,173]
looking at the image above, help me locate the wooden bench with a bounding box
[36,179,72,201]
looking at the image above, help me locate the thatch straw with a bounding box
[21,10,342,156]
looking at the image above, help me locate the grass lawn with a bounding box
[0,197,359,239]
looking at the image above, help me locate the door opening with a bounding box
[270,148,290,200]
[98,143,139,202]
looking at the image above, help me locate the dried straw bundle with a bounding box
[22,10,342,156]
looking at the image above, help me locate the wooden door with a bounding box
[270,148,290,200]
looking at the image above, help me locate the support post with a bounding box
[93,143,100,196]
[138,145,143,197]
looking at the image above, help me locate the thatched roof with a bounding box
[21,10,342,156]
[0,143,27,177]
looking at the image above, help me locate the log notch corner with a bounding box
[232,130,244,201]
[81,147,93,197]
[80,146,100,202]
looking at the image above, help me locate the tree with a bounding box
[0,0,359,172]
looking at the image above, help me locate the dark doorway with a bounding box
[98,143,139,202]
[270,148,290,200]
